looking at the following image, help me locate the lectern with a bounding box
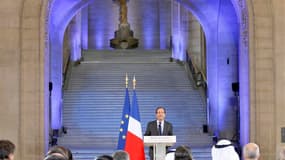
[144,136,176,160]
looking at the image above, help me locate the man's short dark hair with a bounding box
[44,154,67,160]
[46,146,73,160]
[0,140,15,160]
[175,145,193,160]
[155,106,166,114]
[96,155,113,160]
[113,150,129,160]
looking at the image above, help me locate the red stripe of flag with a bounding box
[125,132,145,160]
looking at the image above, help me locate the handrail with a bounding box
[63,52,71,89]
[190,55,207,82]
[187,52,207,86]
[63,52,70,77]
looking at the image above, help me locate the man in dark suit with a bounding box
[144,106,173,160]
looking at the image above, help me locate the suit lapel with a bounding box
[153,121,159,135]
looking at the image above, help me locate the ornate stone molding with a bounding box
[238,0,249,49]
[45,0,52,56]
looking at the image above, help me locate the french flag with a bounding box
[125,88,145,160]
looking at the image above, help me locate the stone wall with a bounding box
[248,0,275,159]
[0,0,285,159]
[0,0,47,159]
[0,1,21,159]
[274,0,285,157]
[248,0,285,159]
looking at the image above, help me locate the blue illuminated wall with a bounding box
[175,0,245,141]
[81,7,89,50]
[69,13,82,61]
[48,0,94,129]
[171,1,190,61]
[88,1,117,49]
[159,0,172,49]
[230,0,250,146]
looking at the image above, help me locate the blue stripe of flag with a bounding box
[131,89,141,121]
[117,88,131,150]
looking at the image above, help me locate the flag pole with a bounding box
[117,73,131,150]
[125,74,146,160]
[133,75,136,90]
[126,73,129,88]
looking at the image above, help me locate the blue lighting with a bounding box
[49,0,94,129]
[159,23,168,49]
[179,0,242,139]
[230,0,250,146]
[69,13,82,61]
[87,1,116,49]
[81,7,89,50]
[171,3,188,61]
[140,2,161,49]
[95,31,104,49]
[142,14,155,49]
[171,35,183,60]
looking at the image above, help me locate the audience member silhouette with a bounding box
[44,154,67,160]
[46,146,73,160]
[243,143,260,160]
[0,140,15,160]
[211,139,239,160]
[174,145,193,160]
[96,155,113,160]
[278,146,285,160]
[112,150,129,160]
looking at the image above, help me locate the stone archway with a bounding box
[230,0,276,159]
[48,0,95,132]
[177,0,277,159]
[230,0,250,148]
[177,0,241,141]
[245,0,275,159]
[18,0,50,159]
[47,0,247,150]
[45,0,248,148]
[18,0,97,159]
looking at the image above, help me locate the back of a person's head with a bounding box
[96,155,113,160]
[44,154,67,160]
[46,146,73,160]
[243,143,260,160]
[211,139,239,160]
[0,140,15,160]
[279,146,285,160]
[175,145,193,160]
[112,150,129,160]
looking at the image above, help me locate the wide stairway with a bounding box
[58,50,212,160]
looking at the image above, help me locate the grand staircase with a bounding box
[58,50,212,160]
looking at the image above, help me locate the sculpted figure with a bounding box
[119,0,128,24]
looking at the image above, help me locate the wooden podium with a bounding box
[144,136,176,160]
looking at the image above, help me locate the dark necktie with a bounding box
[159,122,162,135]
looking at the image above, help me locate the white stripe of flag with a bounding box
[128,116,143,139]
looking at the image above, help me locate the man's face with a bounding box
[156,108,166,121]
[9,154,14,160]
